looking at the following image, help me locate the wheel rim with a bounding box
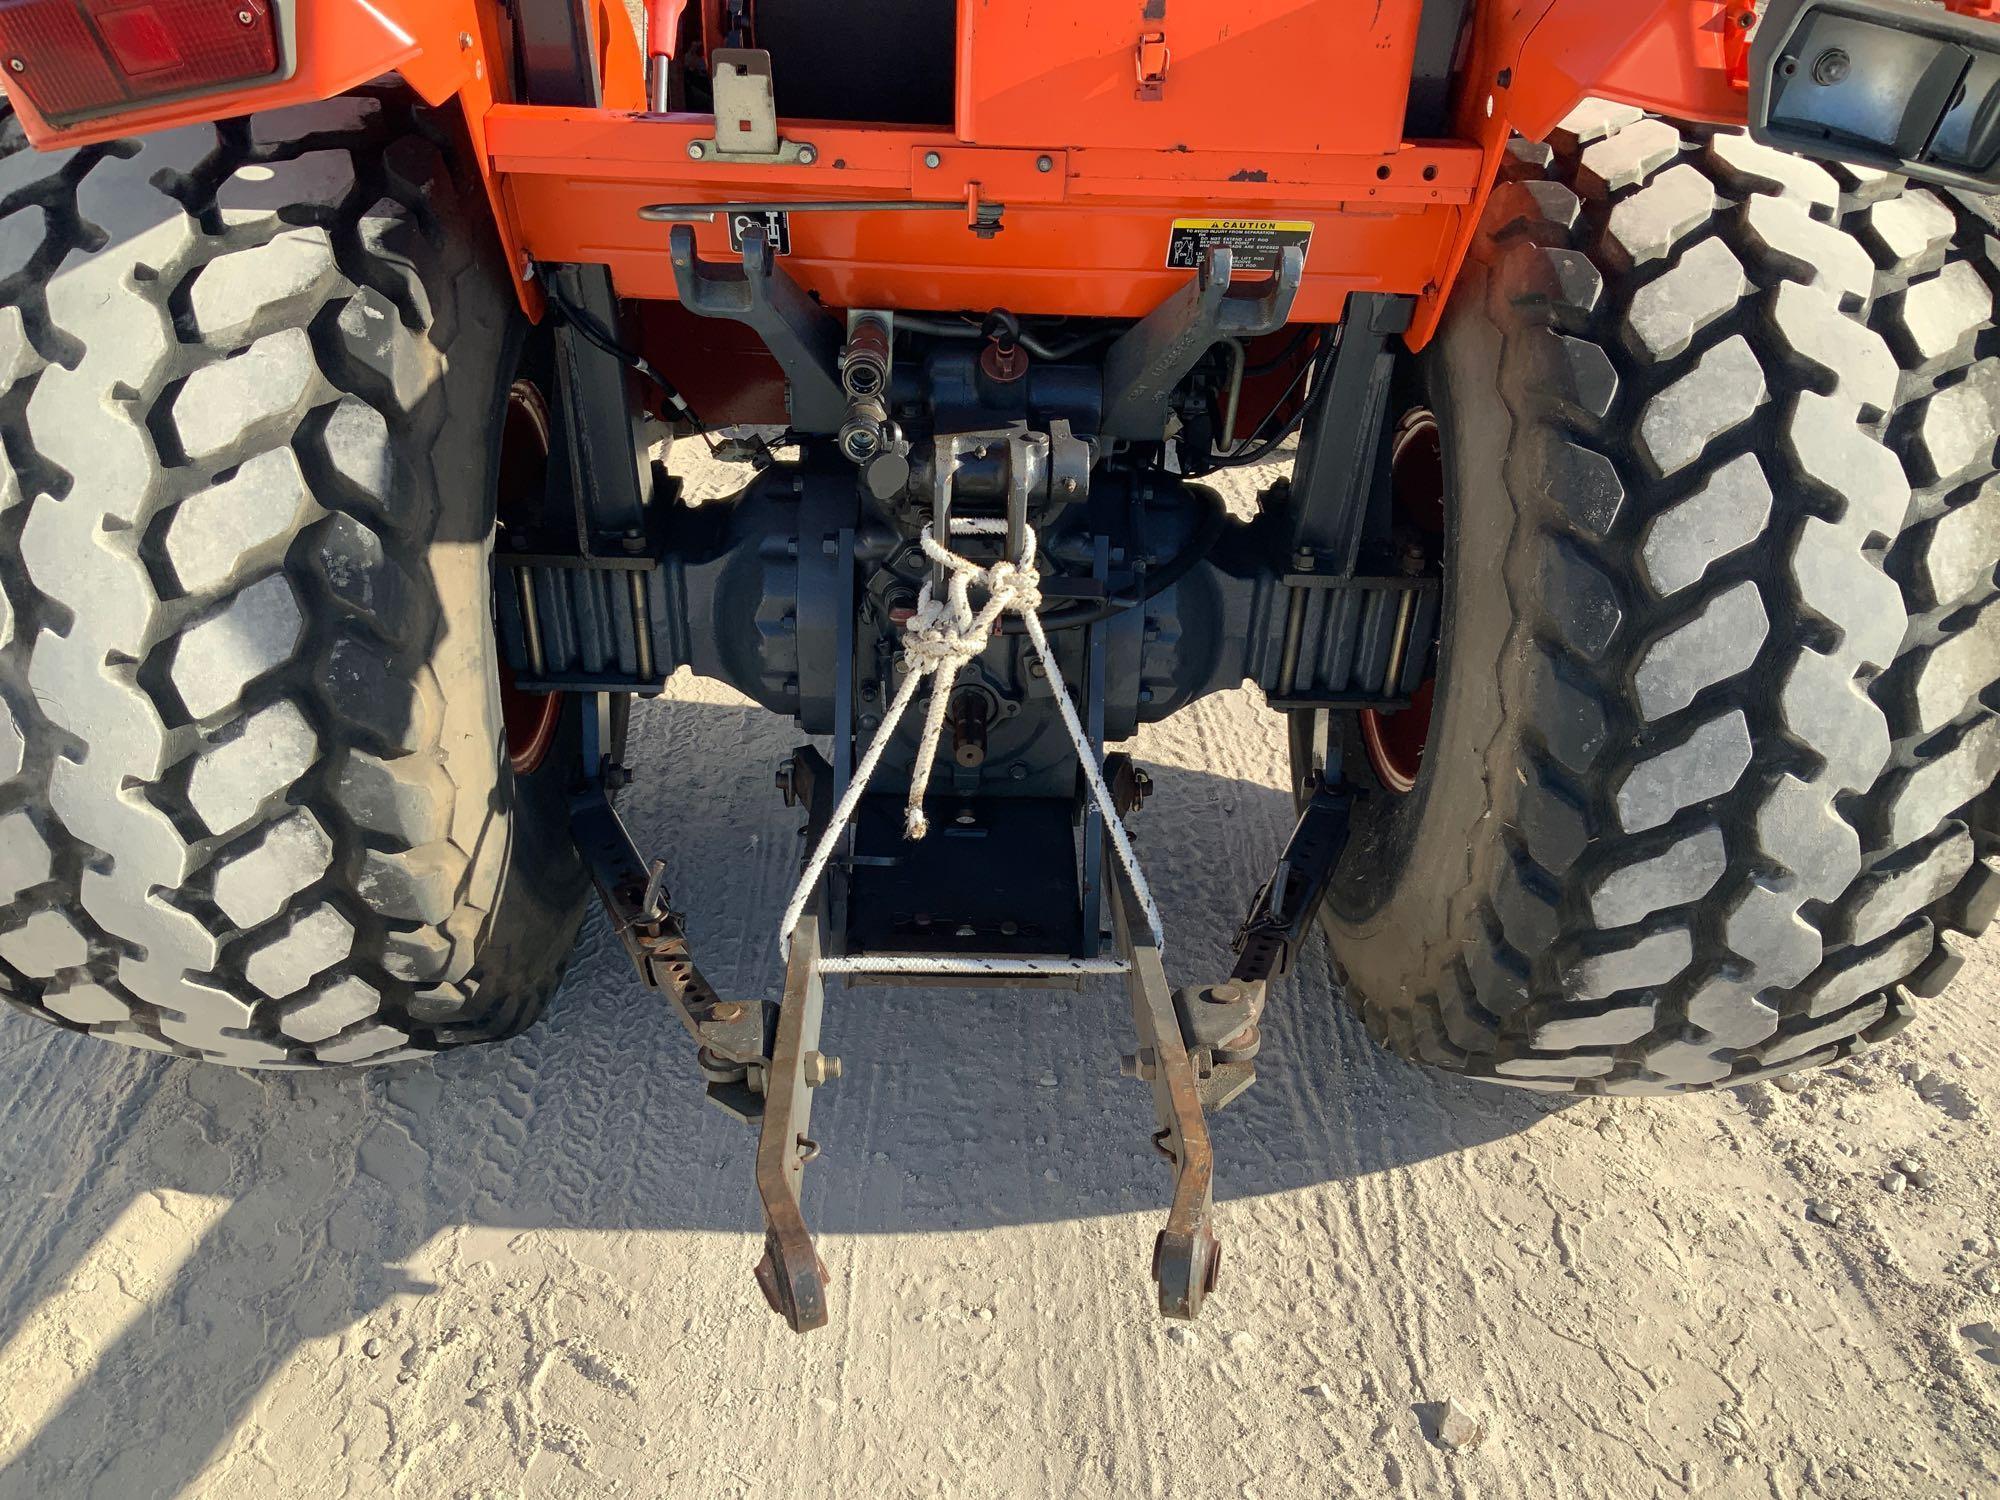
[498,379,563,777]
[1357,407,1443,796]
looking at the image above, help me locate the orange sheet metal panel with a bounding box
[487,107,1478,322]
[958,0,1427,155]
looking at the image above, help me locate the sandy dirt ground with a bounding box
[0,569,1997,1498]
[5,30,2000,1466]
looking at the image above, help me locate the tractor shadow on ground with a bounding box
[0,692,1560,1498]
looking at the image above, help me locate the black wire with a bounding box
[543,283,719,456]
[1242,325,1316,378]
[1198,333,1336,472]
[893,312,1114,362]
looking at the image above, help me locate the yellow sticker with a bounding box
[1167,218,1314,272]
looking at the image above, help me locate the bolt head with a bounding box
[1036,154,1054,173]
[797,144,818,165]
[7,57,23,72]
[687,140,707,160]
[924,151,942,169]
[1812,47,1851,86]
[236,8,254,23]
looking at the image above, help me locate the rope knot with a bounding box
[983,559,1043,616]
[773,510,1165,963]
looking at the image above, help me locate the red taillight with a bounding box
[0,0,278,123]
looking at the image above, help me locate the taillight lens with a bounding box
[0,0,279,123]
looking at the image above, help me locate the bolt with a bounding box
[1812,48,1851,86]
[1293,550,1317,572]
[797,144,818,165]
[458,30,473,49]
[236,9,254,23]
[802,1051,843,1087]
[687,141,707,160]
[1028,660,1047,680]
[1009,764,1028,781]
[924,151,943,169]
[1036,154,1054,173]
[1060,476,1080,494]
[708,1002,747,1023]
[7,57,22,73]
[955,806,977,827]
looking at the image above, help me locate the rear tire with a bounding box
[1304,106,2000,1094]
[0,92,588,1066]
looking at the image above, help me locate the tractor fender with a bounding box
[2,0,644,316]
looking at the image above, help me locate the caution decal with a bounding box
[1165,218,1312,273]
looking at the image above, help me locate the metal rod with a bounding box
[641,199,967,221]
[516,569,547,678]
[627,569,655,682]
[1383,587,1416,695]
[1219,337,1247,451]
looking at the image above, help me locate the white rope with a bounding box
[776,516,1166,970]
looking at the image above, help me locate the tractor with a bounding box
[0,0,1995,1330]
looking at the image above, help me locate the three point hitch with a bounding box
[571,717,1355,1332]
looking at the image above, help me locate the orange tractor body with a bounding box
[1,0,1756,343]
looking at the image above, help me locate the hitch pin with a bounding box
[639,858,670,925]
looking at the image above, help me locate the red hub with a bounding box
[1358,408,1442,795]
[498,379,563,778]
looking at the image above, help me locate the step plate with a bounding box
[845,794,1083,958]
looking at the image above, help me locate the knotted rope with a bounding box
[777,517,1164,972]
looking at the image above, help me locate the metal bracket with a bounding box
[752,885,833,1332]
[568,782,765,1070]
[1112,865,1222,1320]
[1100,243,1304,440]
[1284,291,1414,565]
[1231,775,1353,988]
[754,747,841,1333]
[669,223,849,432]
[689,49,820,166]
